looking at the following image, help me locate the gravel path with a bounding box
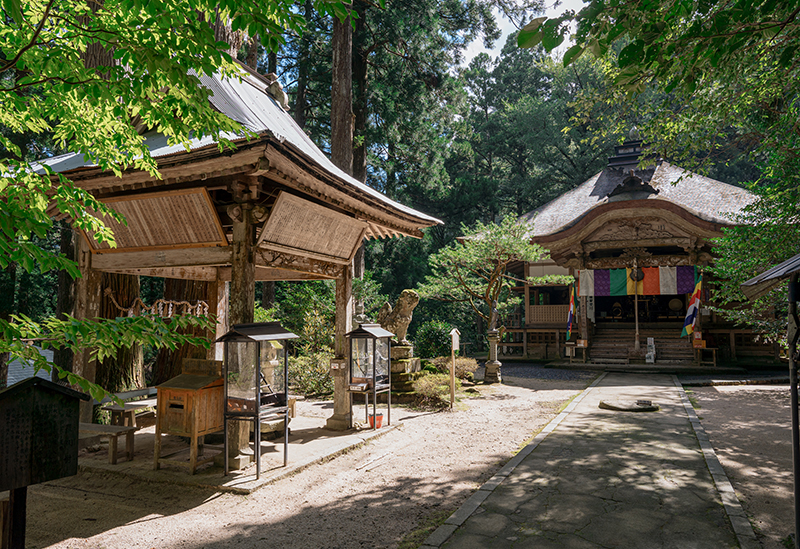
[690,384,795,549]
[26,367,595,549]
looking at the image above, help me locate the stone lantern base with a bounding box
[484,330,502,384]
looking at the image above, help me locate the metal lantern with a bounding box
[216,322,299,478]
[347,324,393,429]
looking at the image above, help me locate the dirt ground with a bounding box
[25,374,591,549]
[690,384,794,549]
[22,376,795,549]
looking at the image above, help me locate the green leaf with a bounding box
[517,17,547,49]
[517,28,543,49]
[563,45,585,66]
[541,20,565,51]
[779,45,797,67]
[3,0,22,24]
[618,40,644,68]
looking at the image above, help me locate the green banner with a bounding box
[610,268,627,296]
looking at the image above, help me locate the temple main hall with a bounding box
[503,133,772,366]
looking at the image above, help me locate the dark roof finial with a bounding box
[628,126,641,142]
[607,168,659,198]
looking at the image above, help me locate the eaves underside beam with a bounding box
[95,265,330,282]
[63,137,436,239]
[89,246,341,280]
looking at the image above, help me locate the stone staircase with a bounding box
[590,323,694,364]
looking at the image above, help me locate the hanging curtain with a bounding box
[577,266,698,296]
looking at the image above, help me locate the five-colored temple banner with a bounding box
[577,266,698,296]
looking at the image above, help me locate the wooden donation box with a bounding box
[0,377,89,549]
[216,322,299,479]
[154,359,223,474]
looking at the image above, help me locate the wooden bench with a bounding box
[101,398,157,428]
[94,388,158,429]
[79,423,136,464]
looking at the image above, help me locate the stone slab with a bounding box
[391,346,414,360]
[390,357,421,373]
[598,399,660,412]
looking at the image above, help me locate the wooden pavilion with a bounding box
[502,134,775,365]
[39,63,440,466]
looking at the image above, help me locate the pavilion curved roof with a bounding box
[37,62,441,239]
[519,160,755,238]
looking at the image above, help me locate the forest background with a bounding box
[0,0,773,393]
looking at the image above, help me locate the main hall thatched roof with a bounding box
[519,160,755,238]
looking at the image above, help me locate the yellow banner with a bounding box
[626,268,643,295]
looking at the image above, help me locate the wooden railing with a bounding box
[527,304,570,325]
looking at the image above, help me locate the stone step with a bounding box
[391,371,425,392]
[391,357,421,374]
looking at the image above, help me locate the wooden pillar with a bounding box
[326,264,352,431]
[227,204,255,465]
[72,237,102,422]
[8,486,25,549]
[524,271,530,360]
[207,272,228,362]
[579,296,588,341]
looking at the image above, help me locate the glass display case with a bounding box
[347,324,393,429]
[216,322,299,478]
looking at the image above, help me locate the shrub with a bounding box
[430,356,478,381]
[300,308,334,353]
[420,360,439,374]
[414,320,452,359]
[412,372,461,410]
[289,349,334,397]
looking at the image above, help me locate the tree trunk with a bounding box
[246,35,260,70]
[213,8,245,59]
[261,281,275,310]
[228,203,256,460]
[53,223,76,382]
[80,1,114,74]
[331,9,353,174]
[151,279,212,385]
[293,0,313,129]
[95,273,143,394]
[352,0,368,183]
[79,8,143,399]
[267,52,277,74]
[350,3,368,309]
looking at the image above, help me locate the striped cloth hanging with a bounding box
[578,266,697,296]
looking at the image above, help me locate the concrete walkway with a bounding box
[424,372,758,549]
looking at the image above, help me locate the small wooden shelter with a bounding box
[38,62,441,464]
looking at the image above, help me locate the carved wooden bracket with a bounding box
[252,205,269,223]
[256,248,344,278]
[227,204,243,223]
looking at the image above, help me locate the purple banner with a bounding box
[595,269,611,296]
[676,265,696,294]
